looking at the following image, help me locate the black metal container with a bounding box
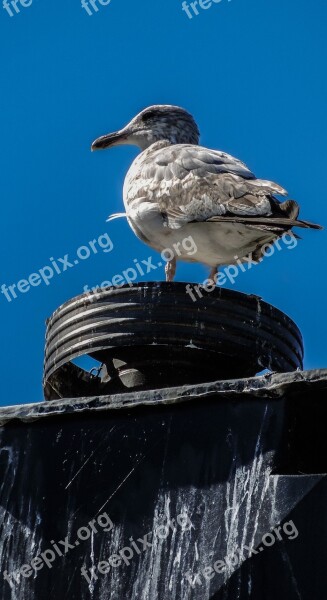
[0,283,324,600]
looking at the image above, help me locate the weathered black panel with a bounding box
[0,370,326,599]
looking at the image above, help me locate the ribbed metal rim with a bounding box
[43,283,304,396]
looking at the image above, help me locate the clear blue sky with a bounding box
[0,0,326,405]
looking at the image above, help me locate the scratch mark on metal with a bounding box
[65,426,116,489]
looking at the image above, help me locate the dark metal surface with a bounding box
[43,283,303,400]
[0,369,326,600]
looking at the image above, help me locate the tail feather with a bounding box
[295,218,323,230]
[208,198,323,230]
[207,215,323,230]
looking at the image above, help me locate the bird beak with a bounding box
[91,129,129,151]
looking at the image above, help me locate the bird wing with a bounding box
[134,144,295,230]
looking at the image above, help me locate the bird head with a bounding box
[91,105,200,151]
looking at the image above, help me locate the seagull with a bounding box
[91,105,322,282]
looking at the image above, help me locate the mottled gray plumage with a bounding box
[92,105,322,281]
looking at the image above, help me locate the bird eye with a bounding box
[142,110,158,122]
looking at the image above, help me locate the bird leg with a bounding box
[208,266,218,286]
[165,257,176,282]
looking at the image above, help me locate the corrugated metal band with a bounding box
[43,283,304,400]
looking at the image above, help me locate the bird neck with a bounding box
[139,139,173,156]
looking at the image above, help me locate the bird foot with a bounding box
[165,258,176,282]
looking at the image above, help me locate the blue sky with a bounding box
[0,0,326,405]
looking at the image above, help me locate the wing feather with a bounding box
[125,143,318,231]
